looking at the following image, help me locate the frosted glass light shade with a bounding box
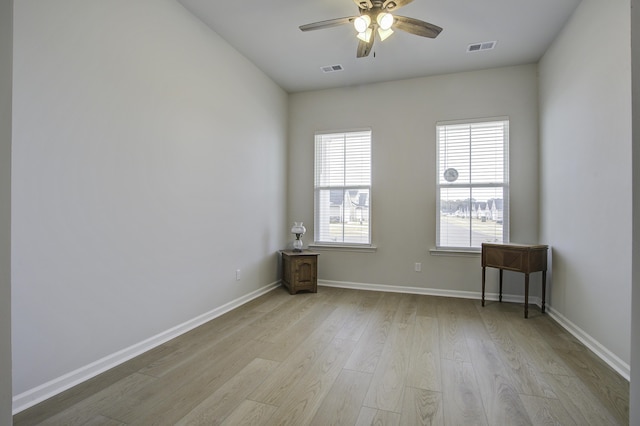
[357,28,373,42]
[378,27,394,41]
[377,12,393,30]
[291,222,306,235]
[354,15,371,33]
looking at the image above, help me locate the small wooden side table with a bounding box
[281,250,318,294]
[481,243,549,318]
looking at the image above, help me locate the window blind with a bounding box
[436,119,509,249]
[314,130,371,245]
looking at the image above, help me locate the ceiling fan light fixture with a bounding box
[357,27,373,42]
[299,0,443,59]
[377,12,394,30]
[354,15,371,33]
[377,26,394,41]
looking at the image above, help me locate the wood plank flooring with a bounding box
[14,286,629,425]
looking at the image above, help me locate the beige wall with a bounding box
[12,0,287,408]
[631,0,640,421]
[0,0,12,423]
[288,64,539,295]
[539,0,632,370]
[10,0,636,417]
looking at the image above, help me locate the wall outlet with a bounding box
[414,263,422,272]
[236,269,241,281]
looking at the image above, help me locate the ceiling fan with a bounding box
[299,0,443,58]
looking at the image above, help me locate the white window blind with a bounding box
[436,119,509,249]
[314,130,371,245]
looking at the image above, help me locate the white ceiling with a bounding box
[178,0,581,93]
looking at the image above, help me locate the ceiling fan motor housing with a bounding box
[357,2,393,28]
[359,0,400,12]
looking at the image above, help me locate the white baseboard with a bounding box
[12,281,281,415]
[319,280,629,381]
[319,279,541,306]
[15,278,629,414]
[547,307,630,380]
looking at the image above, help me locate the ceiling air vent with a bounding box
[321,64,344,73]
[467,41,497,53]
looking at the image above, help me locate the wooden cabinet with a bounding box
[481,243,549,318]
[281,250,318,294]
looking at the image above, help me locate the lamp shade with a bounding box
[378,27,394,41]
[291,222,306,235]
[353,15,371,33]
[357,28,373,42]
[377,12,393,30]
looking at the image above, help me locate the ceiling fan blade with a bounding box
[357,36,374,58]
[382,0,413,11]
[353,0,373,10]
[393,15,443,38]
[299,16,355,32]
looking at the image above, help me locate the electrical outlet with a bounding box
[236,269,241,281]
[414,263,422,272]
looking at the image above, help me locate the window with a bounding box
[436,118,509,249]
[314,130,371,245]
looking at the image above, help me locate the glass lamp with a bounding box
[377,12,394,41]
[357,28,373,42]
[354,15,371,33]
[377,12,393,30]
[377,27,394,41]
[291,222,306,252]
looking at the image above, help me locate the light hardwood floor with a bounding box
[14,286,629,425]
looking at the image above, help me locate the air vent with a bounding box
[321,64,344,73]
[467,41,497,52]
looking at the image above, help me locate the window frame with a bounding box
[313,129,373,248]
[435,117,510,251]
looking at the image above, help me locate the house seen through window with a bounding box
[436,118,509,249]
[314,130,371,245]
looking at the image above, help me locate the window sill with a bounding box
[309,243,377,253]
[429,248,480,257]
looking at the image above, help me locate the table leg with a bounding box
[524,273,529,318]
[499,269,503,303]
[482,267,486,307]
[541,270,546,313]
